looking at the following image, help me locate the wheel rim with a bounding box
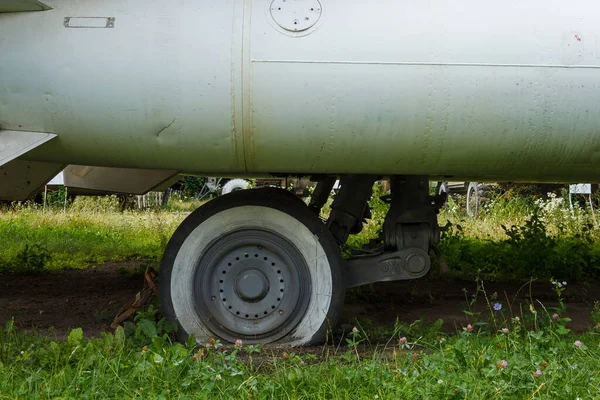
[467,185,478,216]
[193,229,311,342]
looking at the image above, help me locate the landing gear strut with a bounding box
[342,176,439,288]
[160,175,440,345]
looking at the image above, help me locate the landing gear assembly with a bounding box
[159,175,441,345]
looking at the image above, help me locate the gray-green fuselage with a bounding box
[2,0,600,182]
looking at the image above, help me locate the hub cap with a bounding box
[235,269,268,302]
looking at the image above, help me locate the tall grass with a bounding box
[2,187,600,280]
[344,186,600,281]
[0,197,184,271]
[435,192,600,280]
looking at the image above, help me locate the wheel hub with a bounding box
[194,229,309,341]
[218,249,285,320]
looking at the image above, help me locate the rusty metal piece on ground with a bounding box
[144,267,158,292]
[110,267,158,329]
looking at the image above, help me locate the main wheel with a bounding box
[437,182,449,196]
[466,182,480,217]
[221,178,249,195]
[159,187,345,346]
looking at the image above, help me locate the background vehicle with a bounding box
[436,182,490,217]
[436,182,568,216]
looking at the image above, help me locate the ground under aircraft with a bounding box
[2,0,600,345]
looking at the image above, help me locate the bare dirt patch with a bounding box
[1,262,598,340]
[0,261,147,339]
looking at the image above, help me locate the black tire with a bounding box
[436,182,450,208]
[466,182,492,217]
[159,187,345,346]
[466,182,479,217]
[437,182,449,196]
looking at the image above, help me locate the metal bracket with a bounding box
[344,247,431,288]
[326,175,376,244]
[383,175,439,251]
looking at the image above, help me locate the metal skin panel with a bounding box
[0,159,65,200]
[0,0,51,13]
[62,165,178,195]
[0,1,599,182]
[248,0,600,181]
[0,130,56,166]
[0,0,244,174]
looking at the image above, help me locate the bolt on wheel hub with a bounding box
[218,247,285,320]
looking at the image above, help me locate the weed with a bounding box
[42,186,71,210]
[123,305,177,346]
[15,244,51,272]
[116,266,129,275]
[590,301,600,326]
[437,213,600,281]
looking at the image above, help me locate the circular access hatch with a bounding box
[270,0,322,32]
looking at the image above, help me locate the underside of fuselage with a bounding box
[2,0,600,199]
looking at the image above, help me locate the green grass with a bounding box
[2,190,600,398]
[0,199,184,271]
[434,193,600,280]
[3,188,600,281]
[1,297,600,399]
